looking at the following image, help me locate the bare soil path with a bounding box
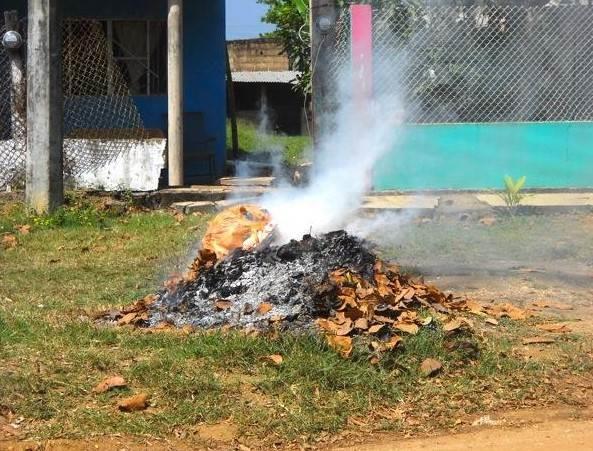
[335,419,593,451]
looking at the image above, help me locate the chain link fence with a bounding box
[332,3,593,124]
[0,19,147,189]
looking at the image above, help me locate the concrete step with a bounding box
[172,198,259,214]
[141,185,271,208]
[218,177,276,187]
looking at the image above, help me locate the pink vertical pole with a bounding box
[351,4,373,109]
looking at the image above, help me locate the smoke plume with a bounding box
[261,64,403,243]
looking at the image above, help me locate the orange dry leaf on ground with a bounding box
[93,376,127,394]
[327,335,353,358]
[117,393,149,412]
[1,234,17,249]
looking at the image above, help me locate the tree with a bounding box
[258,0,312,95]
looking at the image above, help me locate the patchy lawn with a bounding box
[1,195,592,449]
[226,118,311,165]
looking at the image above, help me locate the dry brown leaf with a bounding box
[394,322,419,335]
[215,300,232,311]
[485,318,499,326]
[536,323,572,334]
[16,225,31,235]
[1,234,17,249]
[403,287,416,300]
[465,299,486,316]
[523,336,556,345]
[256,303,273,315]
[336,319,354,336]
[117,393,149,412]
[420,358,443,377]
[443,319,462,332]
[354,317,369,330]
[316,318,340,334]
[368,324,386,334]
[373,314,395,324]
[327,335,353,358]
[369,355,381,365]
[93,376,127,394]
[264,354,283,366]
[371,335,402,353]
[117,312,138,326]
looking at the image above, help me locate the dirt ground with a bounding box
[335,407,593,451]
[3,407,593,450]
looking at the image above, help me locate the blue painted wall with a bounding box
[2,0,227,181]
[374,122,593,190]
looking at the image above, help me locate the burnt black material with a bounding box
[148,231,376,329]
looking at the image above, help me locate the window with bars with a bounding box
[106,20,167,96]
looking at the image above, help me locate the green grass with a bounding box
[226,118,311,165]
[1,195,591,447]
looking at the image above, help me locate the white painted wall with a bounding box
[0,139,166,192]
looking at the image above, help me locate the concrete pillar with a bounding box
[167,0,184,186]
[26,0,63,213]
[4,11,26,138]
[310,0,337,142]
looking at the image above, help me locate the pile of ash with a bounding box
[102,216,531,360]
[147,231,377,330]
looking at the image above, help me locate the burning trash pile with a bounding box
[106,204,527,357]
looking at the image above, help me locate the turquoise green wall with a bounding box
[374,122,593,190]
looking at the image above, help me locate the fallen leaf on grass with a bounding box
[93,376,127,394]
[1,234,17,249]
[394,322,419,335]
[117,393,149,412]
[443,319,462,332]
[523,337,556,345]
[420,358,443,377]
[371,335,402,353]
[263,354,283,366]
[368,324,386,335]
[15,225,31,235]
[256,303,273,315]
[336,319,354,336]
[117,312,139,326]
[536,323,572,333]
[485,318,499,326]
[327,335,353,358]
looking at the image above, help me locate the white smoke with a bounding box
[261,63,403,243]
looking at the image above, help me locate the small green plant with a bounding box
[500,175,527,215]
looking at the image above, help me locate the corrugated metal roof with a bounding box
[231,71,299,84]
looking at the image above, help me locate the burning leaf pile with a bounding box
[104,205,532,358]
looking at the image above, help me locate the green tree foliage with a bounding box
[258,0,312,95]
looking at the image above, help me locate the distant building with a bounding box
[228,38,306,135]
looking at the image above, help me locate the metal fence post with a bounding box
[310,0,337,142]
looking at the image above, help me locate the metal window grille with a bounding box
[331,3,593,124]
